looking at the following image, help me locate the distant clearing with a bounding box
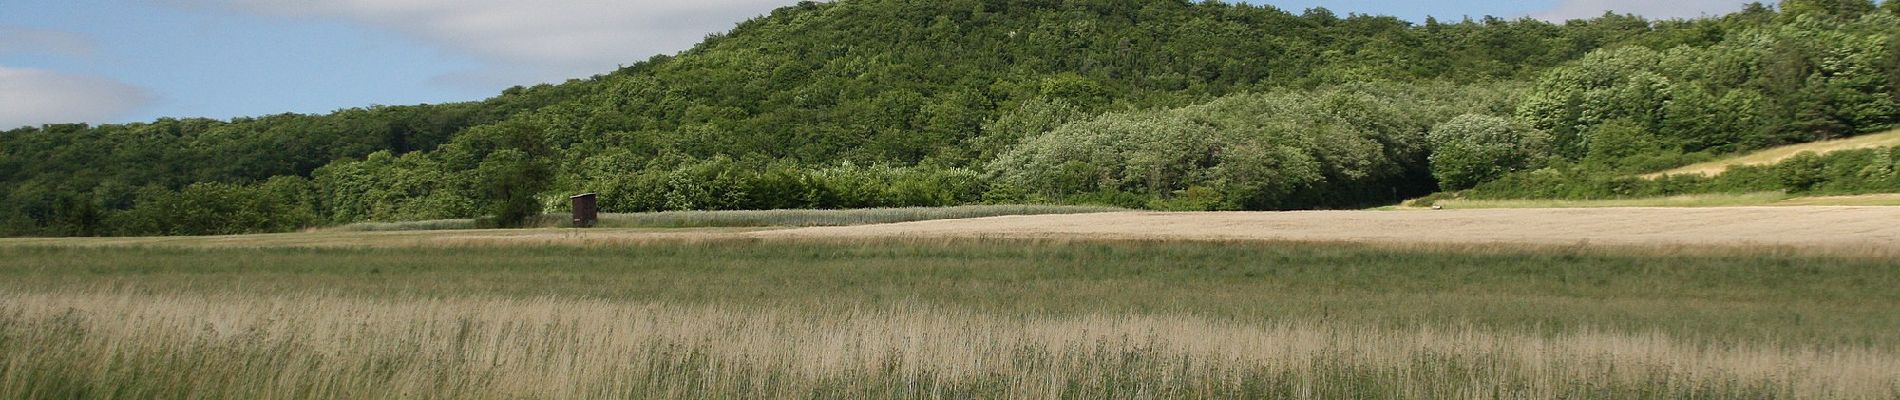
[1647,129,1900,178]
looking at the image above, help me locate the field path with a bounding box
[756,207,1900,250]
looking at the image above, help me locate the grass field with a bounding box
[1,238,1897,398]
[1646,129,1900,178]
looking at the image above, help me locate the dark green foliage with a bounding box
[587,158,987,213]
[473,149,553,228]
[109,177,322,236]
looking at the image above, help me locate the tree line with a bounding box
[5,0,1900,236]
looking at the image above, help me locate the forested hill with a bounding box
[6,0,1900,237]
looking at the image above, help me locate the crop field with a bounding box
[3,209,1899,398]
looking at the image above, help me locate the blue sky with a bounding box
[0,0,1763,129]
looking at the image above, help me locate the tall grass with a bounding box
[328,205,1125,232]
[329,219,476,232]
[4,292,1891,399]
[579,205,1127,228]
[1,240,1896,397]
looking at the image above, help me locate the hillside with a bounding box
[7,0,1900,236]
[1646,129,1900,177]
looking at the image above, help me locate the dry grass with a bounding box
[1772,193,1900,206]
[1647,129,1900,178]
[758,206,1900,255]
[1408,192,1900,210]
[1403,192,1795,209]
[4,292,1893,399]
[3,231,1897,398]
[13,205,1900,258]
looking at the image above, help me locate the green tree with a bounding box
[473,149,553,228]
[1583,118,1669,170]
[1781,0,1876,20]
[987,111,1224,198]
[1426,114,1552,190]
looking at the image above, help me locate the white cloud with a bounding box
[180,0,803,87]
[0,66,153,129]
[1533,0,1758,21]
[0,27,97,59]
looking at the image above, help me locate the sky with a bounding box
[0,0,1766,129]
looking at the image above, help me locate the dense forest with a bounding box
[8,0,1900,236]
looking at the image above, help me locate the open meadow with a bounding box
[2,207,1898,398]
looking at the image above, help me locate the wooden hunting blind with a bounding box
[570,193,599,228]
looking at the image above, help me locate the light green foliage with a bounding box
[1782,0,1877,21]
[970,98,1086,163]
[1427,114,1551,190]
[991,84,1494,209]
[1464,9,1900,201]
[988,111,1225,199]
[1517,46,1674,158]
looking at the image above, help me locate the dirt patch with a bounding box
[754,207,1900,251]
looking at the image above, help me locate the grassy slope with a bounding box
[1408,192,1900,209]
[0,240,1896,398]
[1648,129,1900,178]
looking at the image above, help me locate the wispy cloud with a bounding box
[0,66,153,129]
[175,0,802,87]
[1533,0,1758,21]
[0,26,98,59]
